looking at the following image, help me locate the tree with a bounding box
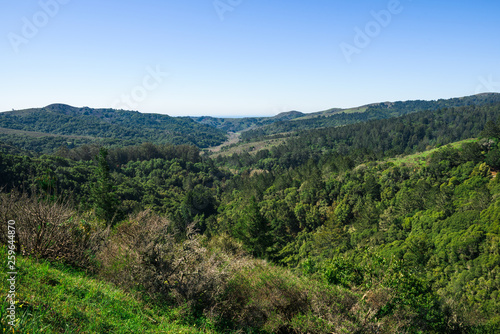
[480,120,500,140]
[234,196,271,257]
[91,147,119,224]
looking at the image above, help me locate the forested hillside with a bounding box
[240,93,500,140]
[191,110,305,132]
[218,102,500,171]
[1,94,499,155]
[1,97,500,333]
[0,104,226,152]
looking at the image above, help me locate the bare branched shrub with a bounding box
[96,210,254,321]
[140,221,253,311]
[95,209,169,292]
[207,232,247,257]
[98,210,440,333]
[0,190,16,245]
[97,211,371,332]
[210,261,364,333]
[0,190,104,269]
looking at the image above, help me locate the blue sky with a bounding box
[1,0,499,117]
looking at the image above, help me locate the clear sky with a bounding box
[1,0,499,117]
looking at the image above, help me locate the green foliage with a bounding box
[234,196,272,257]
[216,134,500,330]
[379,259,447,333]
[0,104,226,153]
[480,120,500,140]
[91,147,120,224]
[323,256,364,288]
[241,93,500,141]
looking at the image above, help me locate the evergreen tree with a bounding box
[480,120,500,140]
[235,196,271,257]
[91,147,119,224]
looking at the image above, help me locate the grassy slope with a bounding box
[293,106,368,121]
[0,246,210,334]
[386,138,478,166]
[208,136,287,158]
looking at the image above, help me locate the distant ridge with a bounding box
[237,93,500,140]
[2,93,499,153]
[190,93,500,133]
[0,104,226,149]
[271,110,304,120]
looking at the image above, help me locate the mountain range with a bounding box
[1,93,500,154]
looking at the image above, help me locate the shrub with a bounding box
[0,190,103,269]
[214,262,362,333]
[96,211,251,318]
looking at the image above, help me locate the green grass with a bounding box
[0,246,213,333]
[293,106,368,121]
[386,138,478,166]
[339,106,368,114]
[209,137,287,158]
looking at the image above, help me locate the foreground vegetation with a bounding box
[0,245,211,334]
[0,196,488,334]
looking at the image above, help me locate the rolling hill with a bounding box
[0,104,227,152]
[2,94,499,155]
[239,93,500,140]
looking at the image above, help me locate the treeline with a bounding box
[54,142,202,164]
[0,133,138,155]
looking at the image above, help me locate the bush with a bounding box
[214,262,362,333]
[95,211,369,333]
[96,211,251,317]
[323,256,364,288]
[0,190,103,269]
